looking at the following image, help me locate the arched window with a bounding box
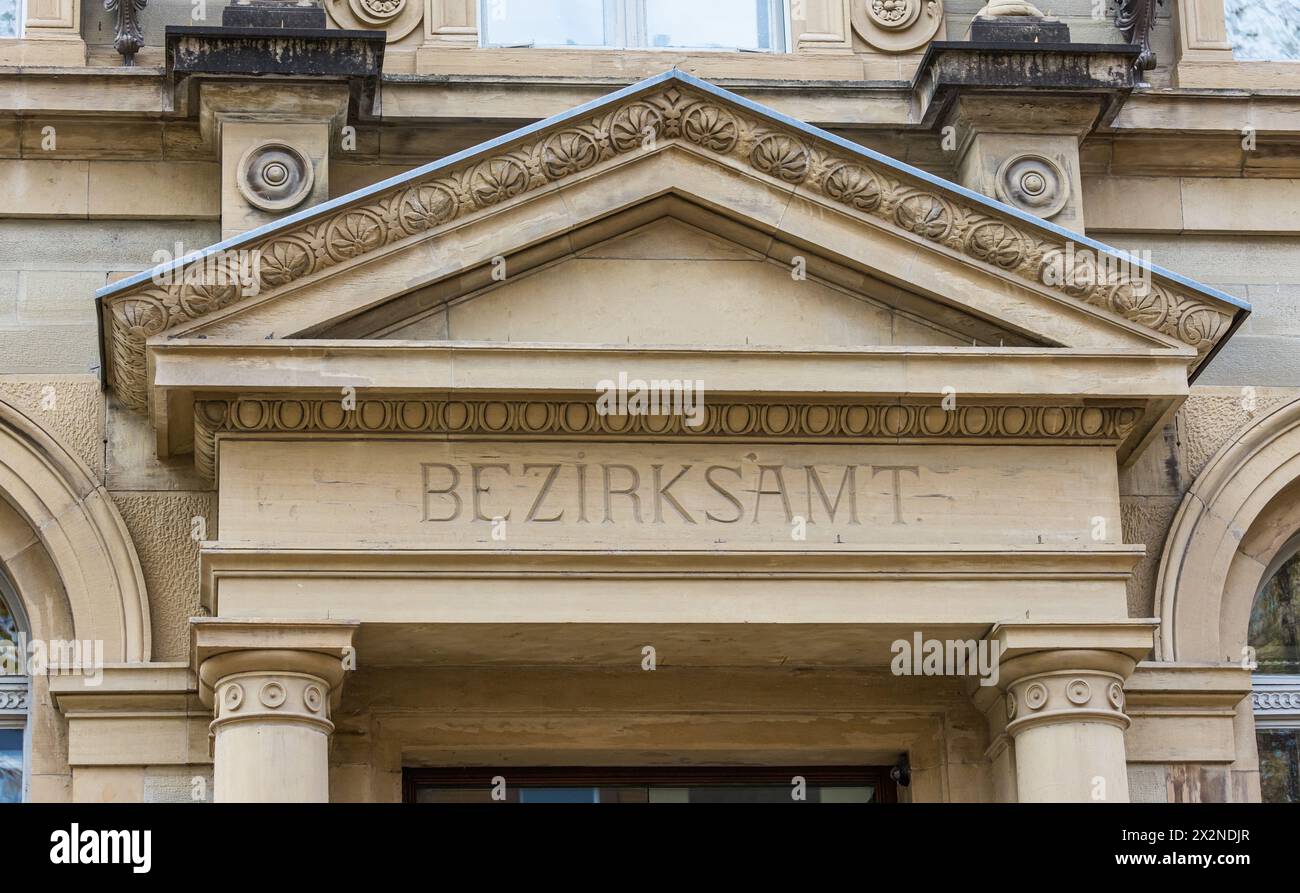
[0,572,28,803]
[1251,538,1300,803]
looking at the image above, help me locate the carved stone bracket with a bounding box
[1114,0,1164,72]
[104,0,147,65]
[102,76,1236,414]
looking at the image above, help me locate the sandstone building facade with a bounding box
[0,0,1298,803]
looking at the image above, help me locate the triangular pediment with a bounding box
[326,212,1032,349]
[97,69,1247,415]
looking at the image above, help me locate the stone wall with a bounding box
[0,220,220,374]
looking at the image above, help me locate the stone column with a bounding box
[192,619,358,803]
[990,623,1155,803]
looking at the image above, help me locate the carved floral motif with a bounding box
[104,81,1236,413]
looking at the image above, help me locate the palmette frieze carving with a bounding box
[105,82,1233,413]
[191,396,1143,479]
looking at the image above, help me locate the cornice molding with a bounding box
[100,71,1244,414]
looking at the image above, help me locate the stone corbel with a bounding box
[849,0,944,54]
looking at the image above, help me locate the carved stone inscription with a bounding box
[419,459,920,526]
[217,440,1119,549]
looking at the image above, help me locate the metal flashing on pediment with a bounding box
[96,68,1250,404]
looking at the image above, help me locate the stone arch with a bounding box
[1156,396,1300,663]
[0,399,150,662]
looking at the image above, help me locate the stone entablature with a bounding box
[99,71,1244,415]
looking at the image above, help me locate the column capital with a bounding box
[190,618,359,708]
[191,619,358,802]
[982,623,1155,802]
[989,621,1155,734]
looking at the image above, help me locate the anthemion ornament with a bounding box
[104,0,147,65]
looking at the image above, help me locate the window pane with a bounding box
[0,0,18,40]
[481,0,607,47]
[1226,0,1300,61]
[0,728,22,803]
[1257,729,1300,803]
[0,591,18,650]
[1250,550,1300,674]
[645,0,781,50]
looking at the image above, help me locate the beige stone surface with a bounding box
[4,27,1300,803]
[0,158,89,217]
[88,161,220,219]
[217,439,1123,550]
[113,491,214,661]
[1121,495,1181,618]
[433,218,969,347]
[72,766,144,802]
[1177,386,1296,480]
[0,375,104,479]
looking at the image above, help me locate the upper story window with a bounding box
[480,0,788,52]
[0,0,22,39]
[1226,0,1300,61]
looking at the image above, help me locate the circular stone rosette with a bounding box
[326,0,423,41]
[850,0,943,53]
[236,141,315,213]
[994,153,1070,220]
[868,0,921,30]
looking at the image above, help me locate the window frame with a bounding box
[1249,535,1300,802]
[479,0,790,53]
[1,0,25,40]
[0,571,29,804]
[403,765,897,802]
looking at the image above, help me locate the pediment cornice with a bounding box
[98,70,1247,413]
